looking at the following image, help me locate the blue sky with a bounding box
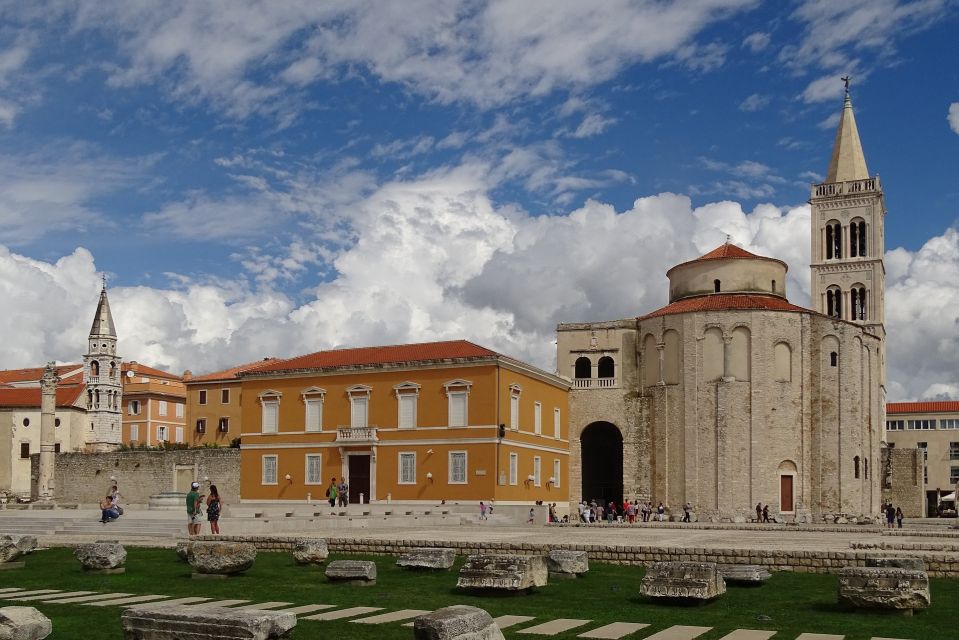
[1,1,958,400]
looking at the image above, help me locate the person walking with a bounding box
[762,504,770,523]
[206,484,222,535]
[337,477,349,507]
[326,477,338,510]
[756,502,763,523]
[479,501,488,520]
[895,506,904,528]
[657,502,666,522]
[885,503,896,529]
[186,481,204,536]
[682,501,692,523]
[527,507,535,524]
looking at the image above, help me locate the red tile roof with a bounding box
[887,401,959,415]
[0,385,85,409]
[638,293,809,320]
[189,358,282,383]
[0,364,82,384]
[696,243,763,260]
[122,362,181,381]
[252,340,500,374]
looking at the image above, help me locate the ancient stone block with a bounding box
[397,548,456,570]
[640,561,726,601]
[292,539,329,565]
[865,557,926,571]
[175,542,191,561]
[0,542,22,565]
[546,550,588,578]
[456,555,548,592]
[0,536,37,556]
[0,606,52,639]
[120,605,295,640]
[717,564,770,585]
[413,605,504,640]
[74,542,126,572]
[188,542,256,576]
[325,560,376,585]
[838,567,930,613]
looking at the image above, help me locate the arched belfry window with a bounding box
[597,356,614,379]
[826,287,842,319]
[714,279,721,293]
[90,360,100,377]
[830,352,838,367]
[574,357,592,379]
[826,221,842,259]
[850,219,866,257]
[851,286,867,321]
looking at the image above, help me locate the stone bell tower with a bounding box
[84,282,122,452]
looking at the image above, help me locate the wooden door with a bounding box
[348,455,371,504]
[780,475,794,512]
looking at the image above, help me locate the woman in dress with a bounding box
[206,484,222,535]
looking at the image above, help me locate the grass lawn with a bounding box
[0,548,951,639]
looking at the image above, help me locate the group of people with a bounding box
[883,502,904,528]
[574,499,677,523]
[325,477,350,508]
[754,503,776,523]
[98,484,123,523]
[186,481,222,536]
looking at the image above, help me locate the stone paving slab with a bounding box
[8,590,93,601]
[302,606,383,621]
[0,588,24,593]
[230,601,295,611]
[578,622,650,638]
[495,615,537,629]
[519,619,592,635]
[86,594,171,607]
[642,626,712,640]
[352,608,431,624]
[130,597,211,609]
[185,599,250,609]
[0,589,60,598]
[795,635,844,640]
[272,604,336,616]
[717,631,776,640]
[44,592,132,604]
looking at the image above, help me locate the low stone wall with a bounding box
[35,449,240,505]
[551,522,882,534]
[192,535,959,578]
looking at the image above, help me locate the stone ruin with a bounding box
[838,566,930,614]
[292,539,329,565]
[75,542,127,574]
[413,605,504,640]
[0,606,52,640]
[121,604,295,640]
[456,554,548,593]
[546,550,588,579]
[325,560,377,586]
[188,541,256,578]
[640,561,726,601]
[396,548,456,570]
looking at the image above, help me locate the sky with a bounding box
[0,0,957,401]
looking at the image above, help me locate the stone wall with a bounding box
[34,448,240,505]
[882,447,925,517]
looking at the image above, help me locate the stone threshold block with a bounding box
[325,560,377,586]
[641,626,711,640]
[413,605,505,640]
[396,547,456,570]
[640,562,726,602]
[121,605,296,640]
[0,606,52,639]
[546,550,589,579]
[518,618,591,635]
[577,622,649,639]
[457,554,548,593]
[351,609,431,624]
[838,566,930,614]
[716,564,771,586]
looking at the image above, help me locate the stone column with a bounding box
[38,362,59,502]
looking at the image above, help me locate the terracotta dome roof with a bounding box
[638,293,810,321]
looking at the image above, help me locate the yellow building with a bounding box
[183,359,278,447]
[238,340,569,507]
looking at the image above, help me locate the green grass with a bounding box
[0,548,952,639]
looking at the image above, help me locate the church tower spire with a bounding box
[84,281,122,452]
[825,85,870,183]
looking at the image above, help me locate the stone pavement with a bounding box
[0,586,914,639]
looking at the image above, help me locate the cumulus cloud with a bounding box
[739,93,771,112]
[949,103,959,135]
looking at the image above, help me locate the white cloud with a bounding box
[739,93,771,112]
[949,102,959,135]
[568,113,617,139]
[817,111,840,130]
[742,31,770,52]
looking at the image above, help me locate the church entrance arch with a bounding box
[580,421,623,507]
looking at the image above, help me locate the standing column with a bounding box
[38,362,59,502]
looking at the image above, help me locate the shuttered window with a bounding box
[534,402,542,435]
[175,426,183,443]
[351,397,368,429]
[262,401,278,433]
[509,453,518,485]
[449,451,467,484]
[510,395,519,430]
[130,424,139,441]
[399,452,416,484]
[533,456,541,486]
[553,408,561,439]
[399,394,417,429]
[262,455,277,484]
[448,392,467,427]
[305,454,322,484]
[553,459,561,488]
[305,399,323,432]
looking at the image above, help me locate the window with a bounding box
[950,442,959,460]
[854,455,860,479]
[443,380,471,428]
[951,466,959,484]
[827,288,842,319]
[196,419,206,433]
[198,390,207,405]
[509,384,521,430]
[305,399,323,432]
[553,408,561,439]
[305,454,322,484]
[394,394,416,429]
[826,221,842,259]
[553,459,561,487]
[850,219,866,257]
[262,455,278,485]
[940,419,959,429]
[157,425,168,441]
[886,420,905,431]
[158,400,167,416]
[175,403,184,418]
[130,424,139,441]
[128,400,140,415]
[218,418,229,432]
[830,352,838,367]
[534,402,542,435]
[714,279,721,292]
[907,419,936,430]
[220,389,230,404]
[574,357,591,379]
[399,452,416,484]
[917,442,928,458]
[19,442,29,459]
[533,456,541,486]
[175,426,183,443]
[851,286,867,321]
[449,451,467,484]
[864,457,868,479]
[54,443,61,453]
[21,418,29,427]
[509,452,518,485]
[55,418,60,427]
[351,396,368,429]
[262,401,279,433]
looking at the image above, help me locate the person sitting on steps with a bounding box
[100,494,120,523]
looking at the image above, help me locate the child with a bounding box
[527,507,535,524]
[479,501,488,520]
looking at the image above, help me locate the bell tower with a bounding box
[809,80,886,342]
[84,281,122,452]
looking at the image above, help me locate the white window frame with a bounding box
[262,455,278,485]
[553,407,561,439]
[130,424,138,441]
[158,400,167,416]
[443,379,472,428]
[259,390,282,434]
[347,385,372,430]
[534,402,542,435]
[509,384,522,430]
[394,382,420,429]
[533,456,541,487]
[553,459,561,488]
[221,388,230,404]
[157,425,168,442]
[448,451,468,484]
[128,400,140,416]
[509,452,518,486]
[175,426,183,443]
[398,452,416,484]
[175,403,184,418]
[305,454,322,485]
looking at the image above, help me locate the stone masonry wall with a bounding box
[882,447,925,517]
[35,448,240,504]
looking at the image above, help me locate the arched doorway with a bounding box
[580,421,623,506]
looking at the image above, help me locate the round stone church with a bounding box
[557,89,886,522]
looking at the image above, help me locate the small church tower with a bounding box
[84,282,122,452]
[809,80,886,341]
